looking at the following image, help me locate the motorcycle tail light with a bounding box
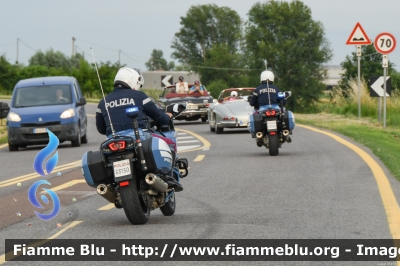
[223,117,235,121]
[120,181,129,187]
[265,110,276,116]
[108,140,126,152]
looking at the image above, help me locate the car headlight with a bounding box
[60,108,75,119]
[8,112,21,122]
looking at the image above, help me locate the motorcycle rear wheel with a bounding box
[268,134,279,156]
[120,178,150,225]
[160,192,176,216]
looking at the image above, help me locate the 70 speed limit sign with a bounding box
[374,32,396,54]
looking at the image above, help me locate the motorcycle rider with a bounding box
[96,67,183,191]
[250,70,283,111]
[249,70,294,144]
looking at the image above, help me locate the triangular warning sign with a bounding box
[346,22,371,45]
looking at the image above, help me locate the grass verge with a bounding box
[0,118,7,145]
[296,113,400,181]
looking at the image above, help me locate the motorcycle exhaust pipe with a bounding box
[255,132,263,139]
[145,173,168,192]
[283,129,290,137]
[97,184,116,204]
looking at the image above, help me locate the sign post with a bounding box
[346,22,371,119]
[374,32,396,128]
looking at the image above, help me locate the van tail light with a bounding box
[265,110,276,116]
[108,140,126,152]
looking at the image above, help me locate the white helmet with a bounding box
[260,70,274,83]
[230,91,238,97]
[114,67,144,90]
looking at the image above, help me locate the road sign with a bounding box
[346,22,371,45]
[161,75,173,87]
[369,76,391,97]
[374,32,397,54]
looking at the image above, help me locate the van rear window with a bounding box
[13,85,72,107]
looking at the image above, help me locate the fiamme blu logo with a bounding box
[28,129,61,221]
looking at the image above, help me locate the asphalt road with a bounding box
[1,101,400,265]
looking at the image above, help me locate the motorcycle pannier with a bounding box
[284,111,295,131]
[82,151,113,188]
[141,137,173,174]
[252,113,263,133]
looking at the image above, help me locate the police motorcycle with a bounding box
[248,91,295,156]
[81,102,189,225]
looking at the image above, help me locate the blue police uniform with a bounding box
[96,87,170,136]
[250,83,282,109]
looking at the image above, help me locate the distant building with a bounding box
[323,65,344,90]
[142,71,201,90]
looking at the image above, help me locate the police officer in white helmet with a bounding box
[249,70,283,111]
[96,67,173,136]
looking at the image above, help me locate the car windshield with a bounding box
[219,89,254,102]
[13,85,72,107]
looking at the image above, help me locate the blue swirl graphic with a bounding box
[33,129,59,176]
[28,180,60,221]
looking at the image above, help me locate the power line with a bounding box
[0,42,14,47]
[19,39,37,51]
[189,65,262,71]
[75,38,119,52]
[120,51,147,62]
[75,46,116,59]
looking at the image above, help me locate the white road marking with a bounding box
[177,145,201,152]
[177,140,200,143]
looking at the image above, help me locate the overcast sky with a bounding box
[1,0,400,75]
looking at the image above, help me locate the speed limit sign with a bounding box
[374,32,396,54]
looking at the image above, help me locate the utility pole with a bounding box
[16,38,19,64]
[72,37,76,57]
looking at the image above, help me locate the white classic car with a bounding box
[207,88,255,134]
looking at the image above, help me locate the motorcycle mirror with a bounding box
[166,102,187,117]
[284,91,292,98]
[174,102,187,113]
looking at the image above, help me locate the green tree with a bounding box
[0,55,19,93]
[171,4,244,87]
[244,0,332,112]
[145,49,175,71]
[339,44,399,96]
[29,49,84,69]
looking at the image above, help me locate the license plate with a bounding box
[113,159,131,178]
[188,105,198,110]
[267,121,277,131]
[33,128,47,134]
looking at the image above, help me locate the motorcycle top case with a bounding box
[142,136,173,174]
[82,151,113,188]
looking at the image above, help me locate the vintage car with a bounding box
[207,88,255,134]
[158,83,213,122]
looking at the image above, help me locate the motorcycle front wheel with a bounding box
[268,133,279,156]
[160,192,176,216]
[120,178,150,225]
